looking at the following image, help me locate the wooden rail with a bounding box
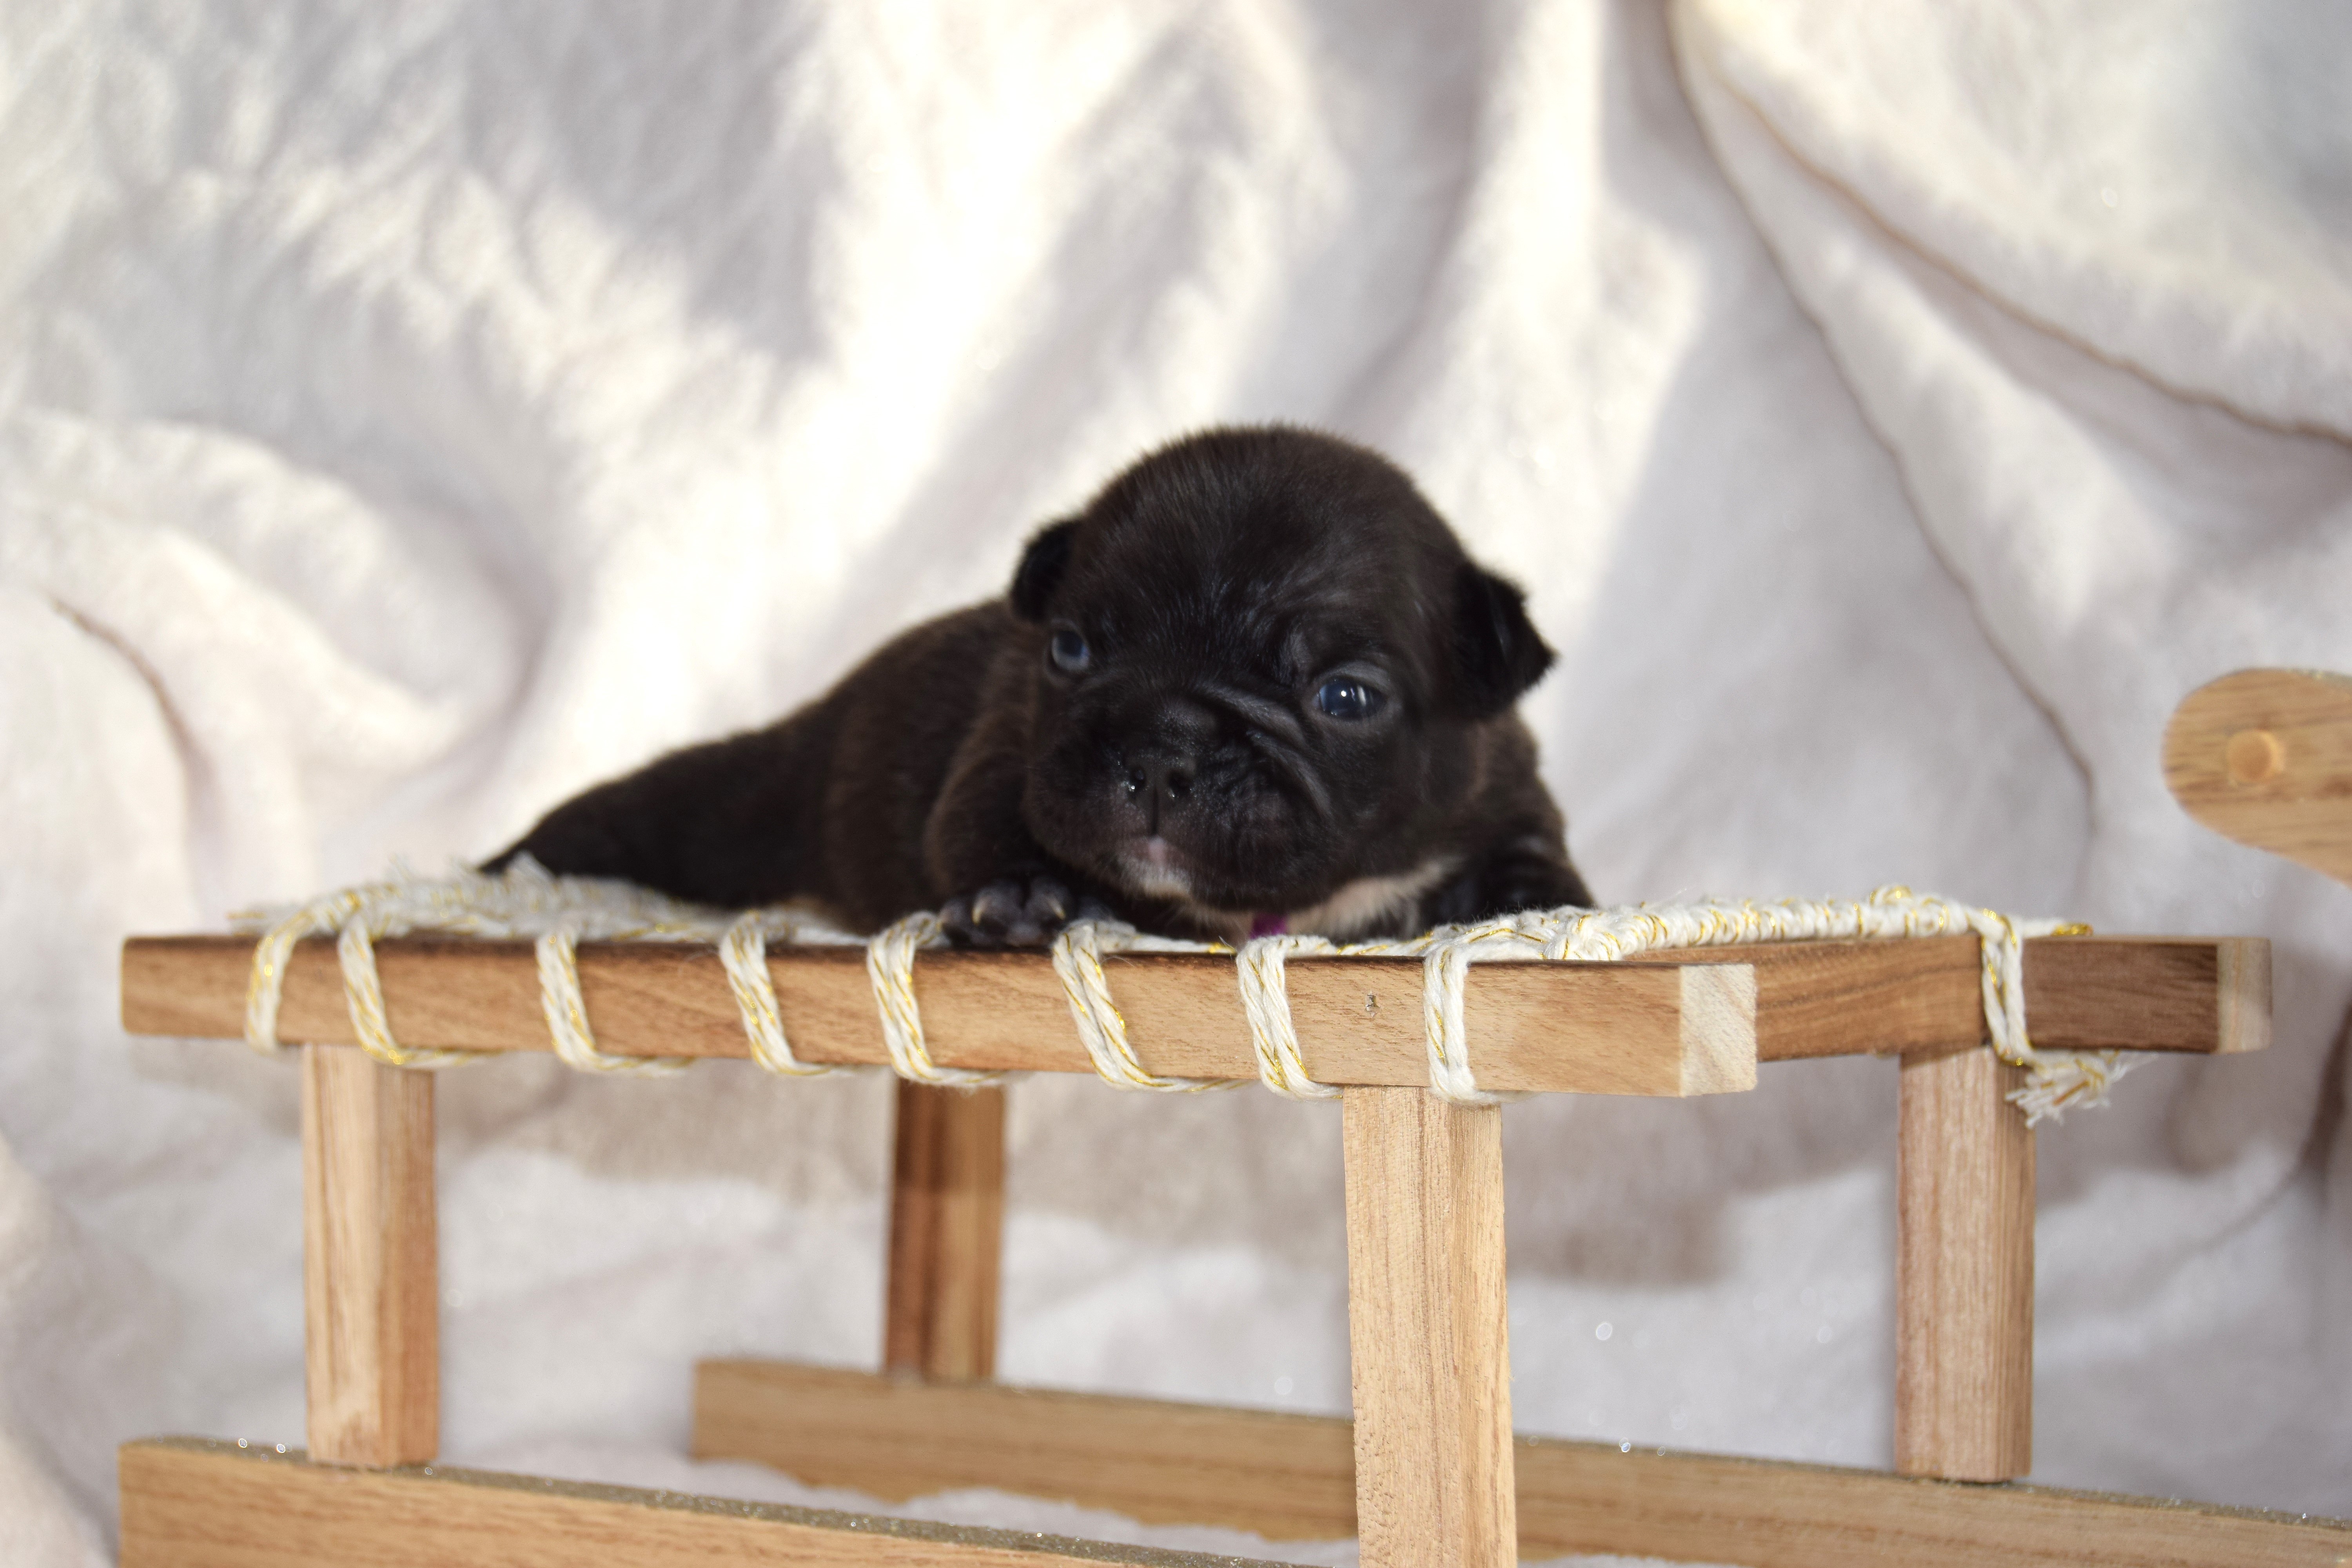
[687,1364,2352,1568]
[120,933,2263,1092]
[120,1437,1274,1568]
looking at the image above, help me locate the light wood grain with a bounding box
[1897,1045,2034,1482]
[117,1437,1281,1568]
[2016,937,2270,1055]
[121,935,1753,1094]
[301,1045,437,1467]
[1342,1086,1515,1568]
[688,1363,2352,1566]
[693,1361,1357,1539]
[1622,934,2270,1058]
[884,1082,1004,1381]
[118,932,2270,1090]
[2166,667,2352,887]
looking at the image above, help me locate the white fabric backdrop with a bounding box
[2,2,2347,1561]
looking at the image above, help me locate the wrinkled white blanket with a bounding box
[3,1,2347,1561]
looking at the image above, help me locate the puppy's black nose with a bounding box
[1120,751,1197,833]
[1116,694,1213,827]
[1125,759,1193,799]
[1125,759,1192,795]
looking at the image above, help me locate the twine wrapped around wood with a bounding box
[237,864,2125,1122]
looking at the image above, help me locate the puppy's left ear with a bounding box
[1451,562,1556,718]
[1009,518,1079,622]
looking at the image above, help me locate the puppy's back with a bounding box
[491,603,1015,925]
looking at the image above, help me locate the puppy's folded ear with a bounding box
[1451,561,1556,718]
[1010,518,1080,621]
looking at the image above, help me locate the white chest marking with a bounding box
[1176,857,1458,944]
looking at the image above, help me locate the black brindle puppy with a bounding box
[491,426,1592,944]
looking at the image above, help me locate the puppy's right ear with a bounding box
[1009,518,1079,621]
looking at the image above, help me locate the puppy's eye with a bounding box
[1314,677,1383,721]
[1049,628,1092,675]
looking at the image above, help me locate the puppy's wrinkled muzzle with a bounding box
[1038,675,1345,913]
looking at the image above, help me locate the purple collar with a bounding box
[1248,913,1290,939]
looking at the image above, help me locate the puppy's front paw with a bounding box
[1426,840,1595,926]
[940,876,1112,947]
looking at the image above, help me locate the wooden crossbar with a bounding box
[119,933,2263,1091]
[688,1363,2352,1568]
[118,1437,1279,1568]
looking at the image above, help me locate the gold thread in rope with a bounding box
[721,913,835,1077]
[535,928,687,1077]
[866,913,1002,1087]
[1236,935,1342,1100]
[333,920,479,1069]
[1050,920,1228,1092]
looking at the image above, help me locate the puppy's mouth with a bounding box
[1116,835,1196,899]
[1108,834,1311,931]
[1110,834,1297,918]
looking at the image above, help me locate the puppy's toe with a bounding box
[941,876,1080,948]
[942,878,1036,947]
[939,894,985,947]
[969,879,1024,927]
[1022,877,1073,928]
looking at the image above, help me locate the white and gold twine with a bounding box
[237,864,2130,1123]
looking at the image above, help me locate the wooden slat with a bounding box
[120,936,1757,1095]
[884,1082,1004,1381]
[1636,935,2271,1058]
[687,1363,2352,1567]
[301,1045,437,1467]
[2165,667,2352,887]
[692,1361,1357,1538]
[2014,938,2269,1056]
[1514,1440,2352,1568]
[1896,1045,2034,1482]
[1342,1086,1515,1568]
[118,931,2269,1085]
[116,1437,1280,1568]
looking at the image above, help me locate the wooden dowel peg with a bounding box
[1343,1086,1515,1568]
[1896,1046,2033,1481]
[301,1045,438,1467]
[883,1081,1005,1381]
[2165,666,2352,887]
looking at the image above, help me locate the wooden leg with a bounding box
[1896,1045,2033,1481]
[883,1081,1005,1381]
[301,1045,437,1467]
[1343,1086,1515,1568]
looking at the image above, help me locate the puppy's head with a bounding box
[1007,426,1553,924]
